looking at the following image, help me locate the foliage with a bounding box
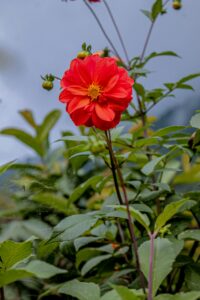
[0,0,200,299]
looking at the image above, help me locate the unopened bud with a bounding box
[172,0,182,10]
[77,51,90,59]
[42,80,54,91]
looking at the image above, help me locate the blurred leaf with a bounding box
[37,109,61,142]
[151,0,163,21]
[178,229,200,241]
[107,205,150,233]
[155,291,200,300]
[0,269,33,287]
[0,240,32,269]
[19,110,37,129]
[112,285,144,300]
[59,279,100,300]
[155,199,188,233]
[81,254,112,276]
[69,175,103,204]
[190,113,200,129]
[57,135,89,142]
[21,260,67,278]
[141,9,152,21]
[142,155,165,175]
[0,128,44,157]
[152,126,186,137]
[74,237,101,251]
[31,193,69,215]
[185,264,200,291]
[144,51,179,64]
[178,73,200,84]
[0,160,16,176]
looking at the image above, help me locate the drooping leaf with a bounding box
[0,128,44,156]
[0,160,16,176]
[19,110,37,129]
[59,279,100,300]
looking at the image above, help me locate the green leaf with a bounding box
[152,126,186,137]
[22,260,67,279]
[154,199,188,233]
[31,193,69,215]
[155,291,200,300]
[139,238,182,295]
[37,109,61,142]
[52,214,99,241]
[185,264,200,291]
[0,128,44,157]
[141,155,165,175]
[107,205,150,233]
[0,240,32,269]
[101,290,121,300]
[178,73,200,84]
[81,254,112,276]
[74,237,101,251]
[178,229,200,241]
[151,0,163,21]
[19,110,37,129]
[0,269,33,287]
[0,160,16,176]
[144,51,179,64]
[190,113,200,129]
[112,285,144,300]
[141,9,152,21]
[57,135,89,142]
[59,279,100,300]
[69,175,103,204]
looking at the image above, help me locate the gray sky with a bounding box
[0,0,200,163]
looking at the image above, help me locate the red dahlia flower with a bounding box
[59,55,134,130]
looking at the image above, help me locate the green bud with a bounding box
[42,80,54,91]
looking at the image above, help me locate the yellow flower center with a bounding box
[88,83,101,101]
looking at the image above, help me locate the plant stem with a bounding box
[105,131,146,294]
[83,0,122,61]
[0,288,5,300]
[148,233,156,300]
[102,0,129,65]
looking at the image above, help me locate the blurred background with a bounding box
[0,0,200,163]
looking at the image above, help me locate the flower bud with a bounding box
[172,0,182,10]
[77,51,90,59]
[42,80,54,91]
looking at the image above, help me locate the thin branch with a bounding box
[102,0,130,64]
[83,0,122,61]
[105,130,146,294]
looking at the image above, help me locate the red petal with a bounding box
[95,103,115,121]
[67,98,90,114]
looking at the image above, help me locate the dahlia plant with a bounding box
[0,1,200,300]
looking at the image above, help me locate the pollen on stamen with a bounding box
[88,83,101,101]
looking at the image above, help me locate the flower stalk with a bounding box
[105,130,146,294]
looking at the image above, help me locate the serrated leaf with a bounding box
[154,199,188,233]
[59,279,100,300]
